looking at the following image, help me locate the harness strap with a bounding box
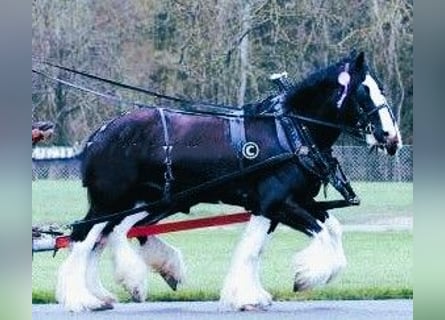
[158,108,174,199]
[71,152,296,228]
[278,115,306,155]
[275,117,293,152]
[229,114,247,169]
[278,114,359,205]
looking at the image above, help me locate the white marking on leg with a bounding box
[293,215,347,291]
[138,236,186,289]
[85,240,117,304]
[56,222,110,312]
[323,215,347,281]
[220,215,272,311]
[108,211,149,302]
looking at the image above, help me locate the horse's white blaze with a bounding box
[108,211,149,302]
[220,215,272,310]
[56,222,108,312]
[363,74,386,105]
[293,215,346,290]
[363,74,398,139]
[138,236,186,285]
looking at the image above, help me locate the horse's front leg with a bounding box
[219,214,273,311]
[280,197,347,291]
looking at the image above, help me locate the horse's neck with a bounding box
[306,123,341,152]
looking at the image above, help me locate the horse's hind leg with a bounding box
[293,214,347,291]
[220,215,273,311]
[137,235,186,291]
[85,238,117,304]
[107,211,149,302]
[56,222,112,312]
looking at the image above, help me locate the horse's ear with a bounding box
[353,52,366,72]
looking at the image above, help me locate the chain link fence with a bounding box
[32,145,412,182]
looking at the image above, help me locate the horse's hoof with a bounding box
[293,277,312,292]
[239,304,267,312]
[130,288,146,302]
[160,271,179,291]
[91,302,114,311]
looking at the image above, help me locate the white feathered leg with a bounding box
[220,215,273,311]
[56,222,112,312]
[138,236,186,290]
[293,215,347,291]
[85,239,117,304]
[108,211,149,302]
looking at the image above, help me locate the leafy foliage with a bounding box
[32,0,413,145]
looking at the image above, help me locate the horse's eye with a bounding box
[363,86,370,95]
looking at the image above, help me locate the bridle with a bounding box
[358,102,398,141]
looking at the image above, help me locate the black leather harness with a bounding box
[36,62,361,228]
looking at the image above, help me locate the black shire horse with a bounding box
[56,52,401,312]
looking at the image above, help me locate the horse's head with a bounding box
[284,51,402,155]
[341,52,403,155]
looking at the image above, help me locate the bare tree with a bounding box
[32,0,413,145]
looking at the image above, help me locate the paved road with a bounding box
[32,300,412,320]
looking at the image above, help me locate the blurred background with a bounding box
[32,0,412,146]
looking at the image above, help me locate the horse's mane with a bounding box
[242,60,348,116]
[283,58,350,112]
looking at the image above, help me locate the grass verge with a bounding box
[32,229,412,303]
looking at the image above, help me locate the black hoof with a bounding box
[293,280,309,292]
[240,304,267,312]
[160,271,179,291]
[91,302,114,311]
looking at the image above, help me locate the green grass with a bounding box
[32,228,412,303]
[315,182,413,224]
[32,180,412,225]
[32,180,413,303]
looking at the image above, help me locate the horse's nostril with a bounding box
[383,131,389,137]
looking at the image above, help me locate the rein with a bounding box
[291,114,364,138]
[32,68,244,118]
[32,65,365,138]
[33,59,234,110]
